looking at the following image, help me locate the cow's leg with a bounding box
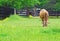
[42,19,45,27]
[45,17,48,26]
[43,20,45,27]
[44,20,47,27]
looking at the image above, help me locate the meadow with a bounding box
[0,15,60,41]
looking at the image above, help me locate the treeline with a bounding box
[40,0,60,11]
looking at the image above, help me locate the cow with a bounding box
[39,9,49,27]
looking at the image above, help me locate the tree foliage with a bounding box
[53,0,60,11]
[39,0,60,11]
[0,0,40,9]
[22,0,40,8]
[39,0,50,9]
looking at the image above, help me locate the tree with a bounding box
[52,0,60,18]
[39,0,50,9]
[53,0,60,11]
[0,0,24,15]
[0,0,40,15]
[20,0,40,16]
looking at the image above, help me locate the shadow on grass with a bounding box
[19,16,28,18]
[52,29,60,33]
[0,33,8,37]
[42,28,60,34]
[49,16,60,19]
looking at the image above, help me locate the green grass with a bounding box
[0,15,60,41]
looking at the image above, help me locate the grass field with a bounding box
[0,15,60,41]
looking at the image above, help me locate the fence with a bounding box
[0,6,14,20]
[0,6,60,20]
[16,9,60,16]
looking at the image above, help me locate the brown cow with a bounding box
[39,9,49,27]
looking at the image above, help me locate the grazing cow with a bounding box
[39,9,49,27]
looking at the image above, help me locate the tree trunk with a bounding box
[56,11,59,18]
[26,8,29,16]
[34,7,36,16]
[14,8,16,15]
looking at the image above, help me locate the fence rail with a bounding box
[16,9,60,16]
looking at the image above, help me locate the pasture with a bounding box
[0,15,60,41]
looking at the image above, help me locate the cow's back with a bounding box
[39,9,49,18]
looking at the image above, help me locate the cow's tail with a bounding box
[44,13,47,20]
